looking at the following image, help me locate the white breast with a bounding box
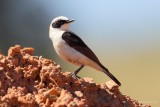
[49,28,65,56]
[50,29,81,64]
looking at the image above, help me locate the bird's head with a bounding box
[50,16,75,31]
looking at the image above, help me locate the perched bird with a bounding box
[49,16,121,86]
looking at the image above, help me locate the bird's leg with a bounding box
[70,65,84,78]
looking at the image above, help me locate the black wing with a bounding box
[62,31,101,64]
[62,31,121,86]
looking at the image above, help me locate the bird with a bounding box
[49,16,121,86]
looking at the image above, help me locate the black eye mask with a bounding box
[52,20,68,28]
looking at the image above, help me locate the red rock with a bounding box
[21,47,35,55]
[0,45,151,107]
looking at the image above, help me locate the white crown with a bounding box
[53,16,69,23]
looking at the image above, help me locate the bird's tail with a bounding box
[100,64,121,86]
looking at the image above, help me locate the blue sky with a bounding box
[44,0,160,51]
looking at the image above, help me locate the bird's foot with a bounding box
[69,65,84,79]
[70,72,81,79]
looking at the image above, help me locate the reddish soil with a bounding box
[0,45,151,107]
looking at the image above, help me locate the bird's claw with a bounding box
[70,73,81,79]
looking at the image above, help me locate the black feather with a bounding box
[99,64,121,86]
[52,20,68,28]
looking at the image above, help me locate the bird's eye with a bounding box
[59,20,66,25]
[52,20,67,28]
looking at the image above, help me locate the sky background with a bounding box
[0,0,160,106]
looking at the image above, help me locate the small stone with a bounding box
[8,45,21,57]
[74,91,83,98]
[83,77,94,83]
[21,47,35,55]
[105,80,119,91]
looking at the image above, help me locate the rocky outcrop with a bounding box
[0,45,151,107]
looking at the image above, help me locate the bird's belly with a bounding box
[54,42,91,66]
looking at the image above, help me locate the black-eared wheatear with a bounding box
[49,16,121,86]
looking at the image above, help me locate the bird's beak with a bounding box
[67,19,75,23]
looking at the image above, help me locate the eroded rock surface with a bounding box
[0,45,151,107]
